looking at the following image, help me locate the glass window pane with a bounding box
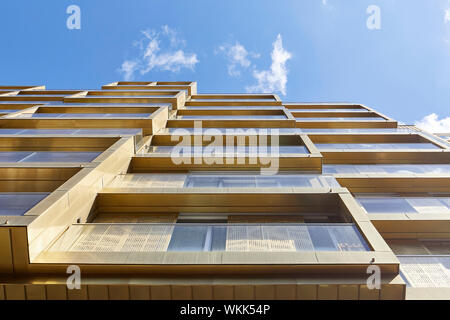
[406,198,450,214]
[21,151,101,162]
[167,225,208,251]
[0,193,49,215]
[0,151,33,162]
[357,198,417,214]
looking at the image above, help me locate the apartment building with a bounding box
[0,81,449,300]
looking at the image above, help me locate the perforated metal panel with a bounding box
[399,256,450,287]
[48,223,368,253]
[50,224,174,253]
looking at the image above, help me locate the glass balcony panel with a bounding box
[296,117,386,121]
[15,113,151,119]
[316,143,440,150]
[406,198,450,214]
[177,115,287,120]
[167,225,209,251]
[289,109,370,112]
[106,174,340,189]
[0,129,26,134]
[301,128,413,133]
[0,192,49,215]
[357,198,418,214]
[439,198,450,209]
[323,164,450,175]
[0,151,33,162]
[71,129,142,135]
[149,146,308,155]
[21,151,101,162]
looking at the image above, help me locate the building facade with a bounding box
[0,81,449,300]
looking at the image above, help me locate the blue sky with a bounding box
[0,0,449,129]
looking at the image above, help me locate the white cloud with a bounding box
[415,113,450,133]
[322,0,328,5]
[445,9,450,23]
[217,42,259,77]
[118,25,198,81]
[246,34,292,96]
[119,61,138,82]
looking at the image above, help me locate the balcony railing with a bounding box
[48,223,370,253]
[105,174,340,189]
[398,255,450,287]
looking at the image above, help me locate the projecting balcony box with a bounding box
[0,90,83,102]
[0,136,136,272]
[63,90,186,110]
[385,239,450,298]
[130,134,322,172]
[0,136,125,166]
[168,107,295,128]
[309,133,450,164]
[284,103,397,129]
[31,191,399,280]
[186,93,282,107]
[0,104,169,136]
[333,176,450,239]
[285,103,370,113]
[102,81,197,97]
[0,167,82,227]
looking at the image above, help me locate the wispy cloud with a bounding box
[246,34,292,96]
[415,113,450,133]
[446,9,450,23]
[216,42,259,77]
[118,25,198,81]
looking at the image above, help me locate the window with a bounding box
[0,192,49,215]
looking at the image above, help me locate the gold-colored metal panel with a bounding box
[88,285,109,300]
[234,285,254,300]
[296,284,317,300]
[254,285,275,300]
[317,284,338,300]
[171,285,193,300]
[4,284,26,300]
[45,284,67,300]
[108,285,130,300]
[380,284,404,300]
[213,285,234,300]
[0,228,13,273]
[67,286,88,300]
[274,285,296,300]
[359,285,380,300]
[129,285,150,300]
[338,285,359,300]
[25,284,46,300]
[150,285,171,300]
[192,285,213,300]
[10,227,29,273]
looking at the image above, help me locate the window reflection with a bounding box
[0,151,101,162]
[356,197,450,214]
[323,164,450,175]
[0,193,49,215]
